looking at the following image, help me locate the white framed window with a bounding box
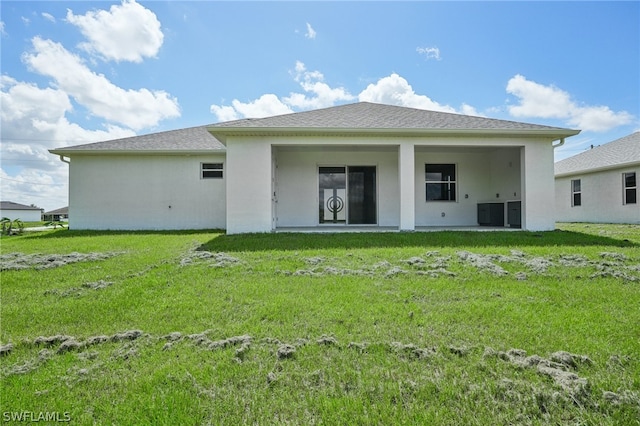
[571,179,581,207]
[623,172,637,204]
[425,164,456,201]
[202,163,223,179]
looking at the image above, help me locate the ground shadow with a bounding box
[199,230,636,253]
[16,229,224,240]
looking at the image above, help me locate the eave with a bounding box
[207,126,580,145]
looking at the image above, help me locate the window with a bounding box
[571,179,581,206]
[624,172,637,204]
[202,163,223,179]
[425,164,456,201]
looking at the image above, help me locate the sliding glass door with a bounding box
[319,166,376,225]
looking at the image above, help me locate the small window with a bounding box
[571,179,581,207]
[425,164,456,201]
[624,172,637,204]
[202,163,223,179]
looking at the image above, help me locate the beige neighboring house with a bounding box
[50,102,579,234]
[0,201,44,222]
[555,132,639,224]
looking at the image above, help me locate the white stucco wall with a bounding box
[225,138,273,234]
[0,209,42,222]
[555,166,640,224]
[275,146,400,227]
[68,154,226,230]
[219,134,555,233]
[521,141,556,231]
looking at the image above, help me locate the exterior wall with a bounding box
[0,209,42,222]
[414,147,521,227]
[275,146,400,227]
[555,166,640,224]
[69,154,226,230]
[521,141,556,231]
[228,135,542,232]
[225,137,273,234]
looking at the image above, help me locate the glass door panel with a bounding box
[319,167,346,224]
[348,166,377,224]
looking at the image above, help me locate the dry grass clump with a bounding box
[179,251,240,268]
[486,348,593,401]
[1,251,122,271]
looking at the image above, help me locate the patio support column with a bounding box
[520,142,556,231]
[398,142,415,231]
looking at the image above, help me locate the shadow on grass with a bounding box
[16,229,225,239]
[199,230,636,252]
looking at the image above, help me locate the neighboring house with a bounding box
[0,201,44,222]
[50,102,579,234]
[555,132,640,224]
[43,206,69,222]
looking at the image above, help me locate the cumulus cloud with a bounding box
[0,21,6,36]
[283,61,355,109]
[416,46,441,61]
[359,73,456,113]
[305,22,316,39]
[211,94,293,121]
[23,36,180,130]
[210,61,354,121]
[507,74,633,131]
[66,0,163,63]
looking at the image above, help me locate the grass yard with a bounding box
[1,224,639,424]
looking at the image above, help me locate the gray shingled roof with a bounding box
[50,125,225,154]
[1,201,43,211]
[210,102,576,133]
[555,132,640,177]
[51,102,578,155]
[44,206,69,216]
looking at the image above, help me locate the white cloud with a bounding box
[283,61,355,109]
[210,61,354,121]
[416,46,441,61]
[66,0,163,63]
[22,37,180,131]
[0,21,6,36]
[211,94,293,121]
[305,22,316,39]
[42,12,56,23]
[358,73,456,113]
[506,74,633,131]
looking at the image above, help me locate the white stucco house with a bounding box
[50,102,579,234]
[555,132,639,224]
[0,201,44,222]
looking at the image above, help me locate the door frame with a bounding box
[317,164,378,226]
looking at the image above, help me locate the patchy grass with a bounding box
[1,224,639,424]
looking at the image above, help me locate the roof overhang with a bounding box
[207,126,580,145]
[555,160,640,178]
[48,149,225,156]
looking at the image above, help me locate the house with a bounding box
[555,132,639,224]
[0,201,44,222]
[43,206,69,222]
[50,102,579,234]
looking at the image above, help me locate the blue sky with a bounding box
[1,1,638,211]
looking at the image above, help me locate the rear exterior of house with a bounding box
[50,102,579,233]
[555,132,639,224]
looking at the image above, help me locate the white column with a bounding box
[226,137,273,234]
[520,142,556,231]
[398,142,415,231]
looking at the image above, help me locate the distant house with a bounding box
[555,132,639,224]
[0,201,44,222]
[50,102,579,234]
[43,206,69,222]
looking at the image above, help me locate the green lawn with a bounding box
[1,224,639,424]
